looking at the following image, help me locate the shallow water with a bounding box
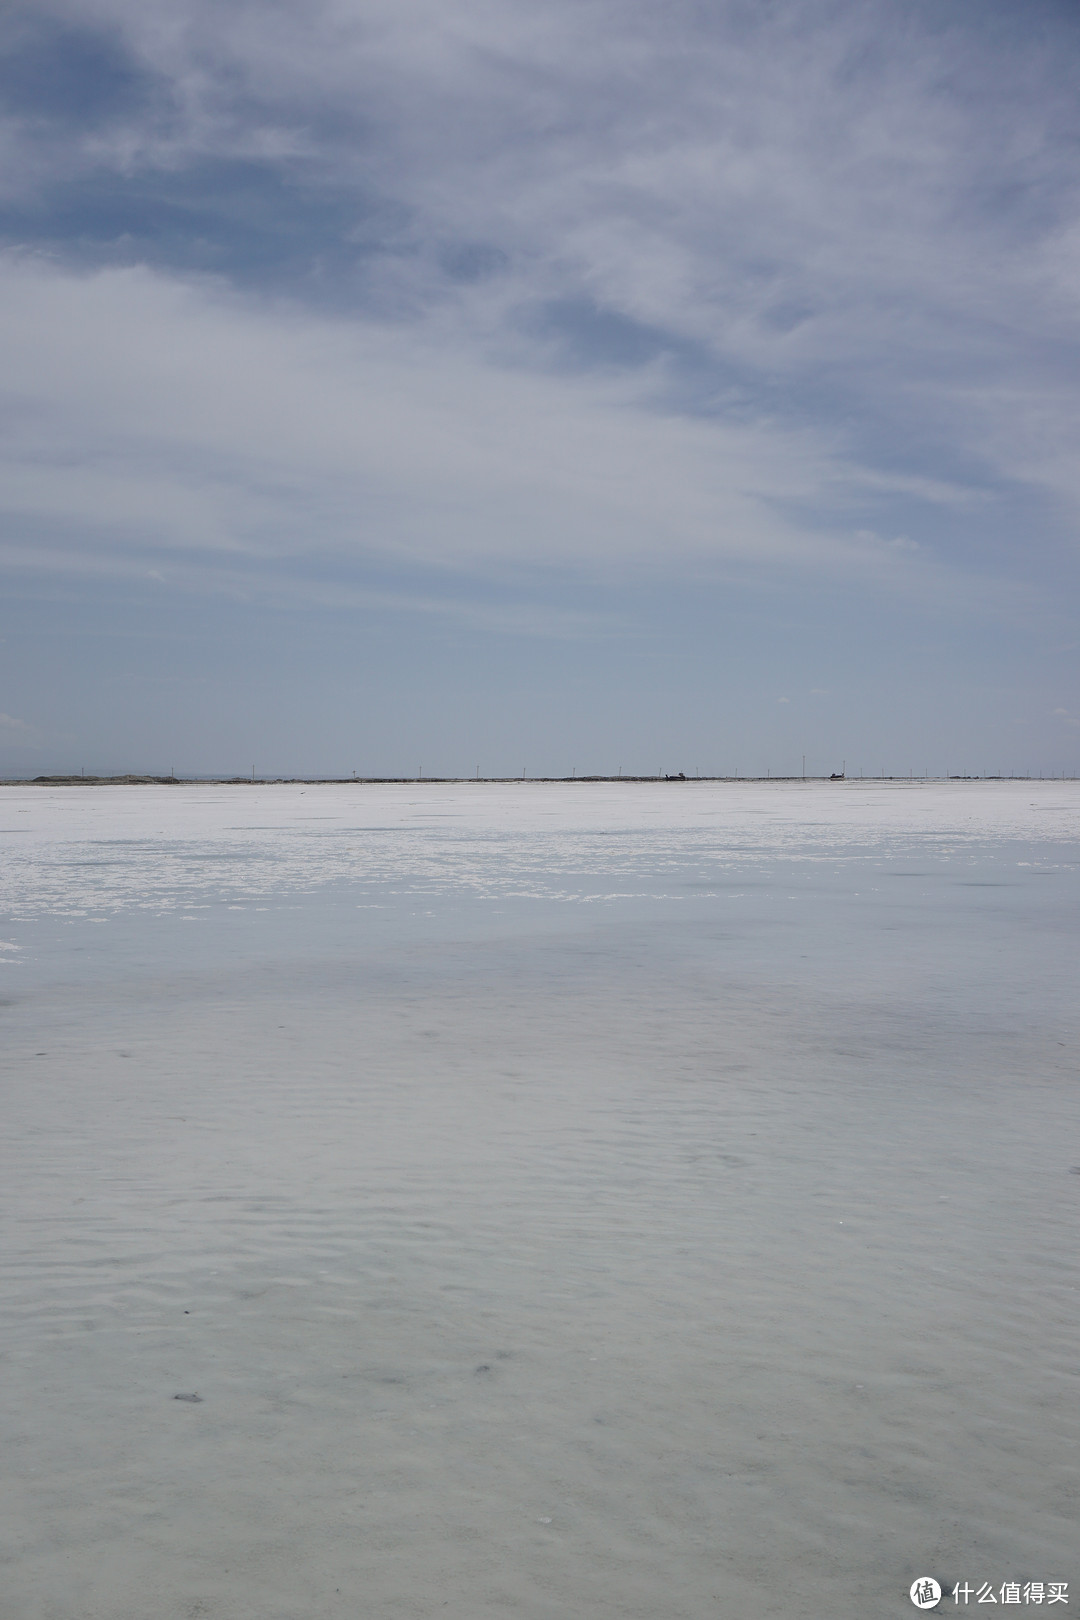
[2,781,1078,1618]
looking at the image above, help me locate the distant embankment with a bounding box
[19,775,182,786]
[5,774,844,786]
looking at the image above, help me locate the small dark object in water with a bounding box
[1070,1166,1080,1175]
[474,1364,492,1375]
[173,1392,202,1402]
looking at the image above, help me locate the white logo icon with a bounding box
[911,1578,942,1609]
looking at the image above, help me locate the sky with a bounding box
[1,0,1078,779]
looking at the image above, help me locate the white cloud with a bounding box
[43,1,1079,371]
[2,0,1078,616]
[0,253,964,595]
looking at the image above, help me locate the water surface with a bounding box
[2,781,1077,1618]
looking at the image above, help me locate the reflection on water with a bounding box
[2,782,1078,1618]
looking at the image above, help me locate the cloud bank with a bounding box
[1,0,1078,603]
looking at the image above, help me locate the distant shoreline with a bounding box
[0,774,1058,787]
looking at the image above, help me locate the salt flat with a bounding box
[1,780,1078,1618]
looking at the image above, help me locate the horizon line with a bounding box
[3,772,1074,788]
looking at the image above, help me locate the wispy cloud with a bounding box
[1,0,1078,620]
[0,251,970,595]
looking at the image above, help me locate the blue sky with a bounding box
[1,0,1078,777]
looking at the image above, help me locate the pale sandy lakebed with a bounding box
[1,778,1077,1619]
